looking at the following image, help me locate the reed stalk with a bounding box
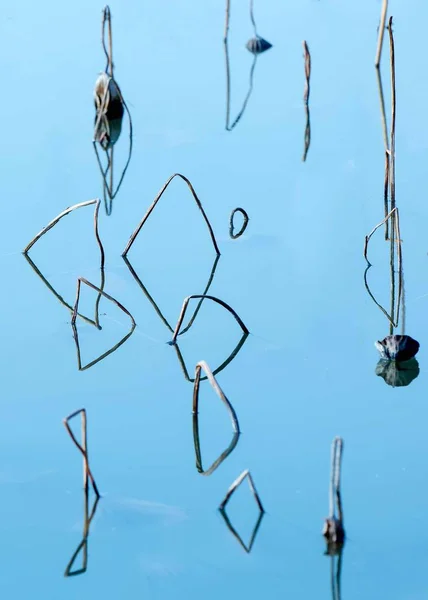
[63,409,100,498]
[219,469,264,512]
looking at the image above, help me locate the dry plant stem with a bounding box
[22,254,99,327]
[249,0,258,36]
[193,361,240,433]
[330,550,343,600]
[63,409,100,498]
[375,0,388,67]
[170,294,249,345]
[219,469,265,513]
[388,17,396,211]
[329,437,343,522]
[102,6,113,77]
[71,277,136,370]
[23,200,104,265]
[193,415,239,475]
[364,206,399,264]
[229,208,249,239]
[122,173,220,257]
[173,331,249,382]
[376,68,389,154]
[302,40,311,162]
[384,151,390,239]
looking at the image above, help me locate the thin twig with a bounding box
[375,68,389,155]
[122,174,220,257]
[71,277,136,370]
[363,206,399,264]
[375,0,388,67]
[302,40,311,162]
[193,361,240,432]
[383,150,390,239]
[219,469,265,512]
[229,208,249,239]
[388,17,396,211]
[23,199,104,266]
[170,294,249,345]
[63,409,100,498]
[329,437,344,522]
[249,0,258,37]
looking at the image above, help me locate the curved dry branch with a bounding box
[219,469,264,512]
[122,174,220,257]
[302,40,311,162]
[170,294,249,345]
[23,200,104,267]
[63,408,100,498]
[101,6,113,77]
[363,207,400,265]
[229,208,249,239]
[71,277,136,371]
[193,418,239,476]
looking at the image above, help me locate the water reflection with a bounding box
[64,490,100,577]
[224,0,272,131]
[229,208,249,239]
[93,6,133,215]
[71,276,136,371]
[122,254,220,334]
[302,41,311,162]
[219,469,265,553]
[325,547,343,600]
[192,361,240,475]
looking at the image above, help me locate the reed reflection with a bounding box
[71,276,136,371]
[325,547,343,600]
[64,489,100,577]
[219,470,265,553]
[192,361,240,475]
[224,0,272,131]
[93,6,133,215]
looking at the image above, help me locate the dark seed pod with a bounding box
[375,358,420,387]
[246,36,272,54]
[375,334,420,362]
[323,517,345,554]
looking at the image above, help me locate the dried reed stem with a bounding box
[329,437,343,521]
[249,0,258,37]
[229,208,249,239]
[375,68,389,154]
[122,174,220,257]
[63,409,100,498]
[219,469,265,512]
[193,417,239,476]
[71,277,136,370]
[302,40,311,162]
[383,150,390,239]
[363,206,400,264]
[193,361,240,432]
[375,0,388,67]
[102,6,113,77]
[23,200,105,269]
[388,17,396,211]
[170,294,249,345]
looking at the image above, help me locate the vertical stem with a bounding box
[384,151,390,239]
[81,411,89,491]
[249,0,258,36]
[375,0,388,67]
[388,17,396,211]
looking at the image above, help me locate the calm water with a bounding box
[2,0,428,598]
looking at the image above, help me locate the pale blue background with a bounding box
[1,0,428,598]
